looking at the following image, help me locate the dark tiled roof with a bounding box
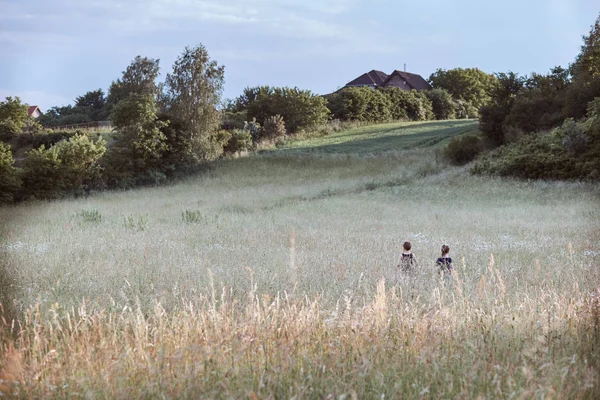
[393,71,431,91]
[343,69,430,91]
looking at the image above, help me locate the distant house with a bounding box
[27,106,43,119]
[341,69,431,91]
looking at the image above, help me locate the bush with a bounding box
[21,134,106,199]
[444,135,483,165]
[221,111,246,131]
[245,87,330,133]
[262,115,286,141]
[223,129,252,155]
[0,142,21,203]
[30,130,80,149]
[244,118,261,143]
[425,88,457,120]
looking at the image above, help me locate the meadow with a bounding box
[0,120,599,398]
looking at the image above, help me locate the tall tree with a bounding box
[428,68,497,116]
[162,44,225,162]
[106,56,160,112]
[75,89,107,121]
[0,96,28,137]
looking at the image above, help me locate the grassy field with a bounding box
[0,120,599,398]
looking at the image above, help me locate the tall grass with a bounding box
[0,120,599,397]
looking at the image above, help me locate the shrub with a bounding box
[559,119,588,154]
[244,118,261,143]
[76,209,102,224]
[444,135,483,165]
[30,130,79,149]
[246,87,330,133]
[181,210,204,224]
[223,129,253,155]
[0,142,21,203]
[262,115,286,141]
[425,88,457,120]
[221,111,246,131]
[21,134,106,199]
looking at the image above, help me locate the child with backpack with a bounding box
[436,244,454,276]
[398,241,418,273]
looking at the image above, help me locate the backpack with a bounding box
[400,253,416,272]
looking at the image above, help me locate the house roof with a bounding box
[386,71,431,91]
[345,70,389,87]
[27,106,42,117]
[342,69,430,91]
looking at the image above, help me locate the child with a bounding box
[398,241,418,273]
[436,244,454,276]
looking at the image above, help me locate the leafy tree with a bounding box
[107,93,168,178]
[162,44,225,162]
[0,142,21,202]
[479,72,525,145]
[75,89,108,121]
[428,68,497,116]
[425,88,457,120]
[223,129,253,155]
[564,13,600,119]
[37,105,92,127]
[246,87,330,133]
[0,96,28,138]
[107,56,160,112]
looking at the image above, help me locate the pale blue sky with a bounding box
[0,0,597,110]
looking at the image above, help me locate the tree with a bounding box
[107,56,160,112]
[564,13,600,119]
[0,96,28,138]
[162,44,225,162]
[479,72,525,145]
[425,88,457,120]
[0,142,21,202]
[428,68,497,116]
[109,93,168,176]
[75,89,107,121]
[246,87,330,132]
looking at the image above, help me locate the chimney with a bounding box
[404,63,407,72]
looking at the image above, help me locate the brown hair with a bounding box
[403,241,412,251]
[441,245,450,256]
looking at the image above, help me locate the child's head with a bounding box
[403,241,412,252]
[441,244,450,256]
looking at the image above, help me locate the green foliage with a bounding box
[162,44,225,163]
[75,89,108,121]
[123,214,148,232]
[37,105,93,128]
[29,130,79,149]
[479,72,525,146]
[221,110,246,130]
[76,209,102,224]
[327,87,433,123]
[244,118,261,143]
[428,68,497,115]
[0,142,21,203]
[0,96,28,138]
[245,86,330,133]
[21,134,106,199]
[262,115,286,141]
[223,129,253,155]
[425,88,457,120]
[444,135,483,165]
[474,99,600,180]
[181,210,205,224]
[107,56,160,112]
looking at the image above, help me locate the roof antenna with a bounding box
[404,63,407,72]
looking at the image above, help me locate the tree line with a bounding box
[1,12,599,203]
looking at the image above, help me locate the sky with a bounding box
[0,0,598,110]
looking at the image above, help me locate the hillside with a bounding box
[0,120,599,398]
